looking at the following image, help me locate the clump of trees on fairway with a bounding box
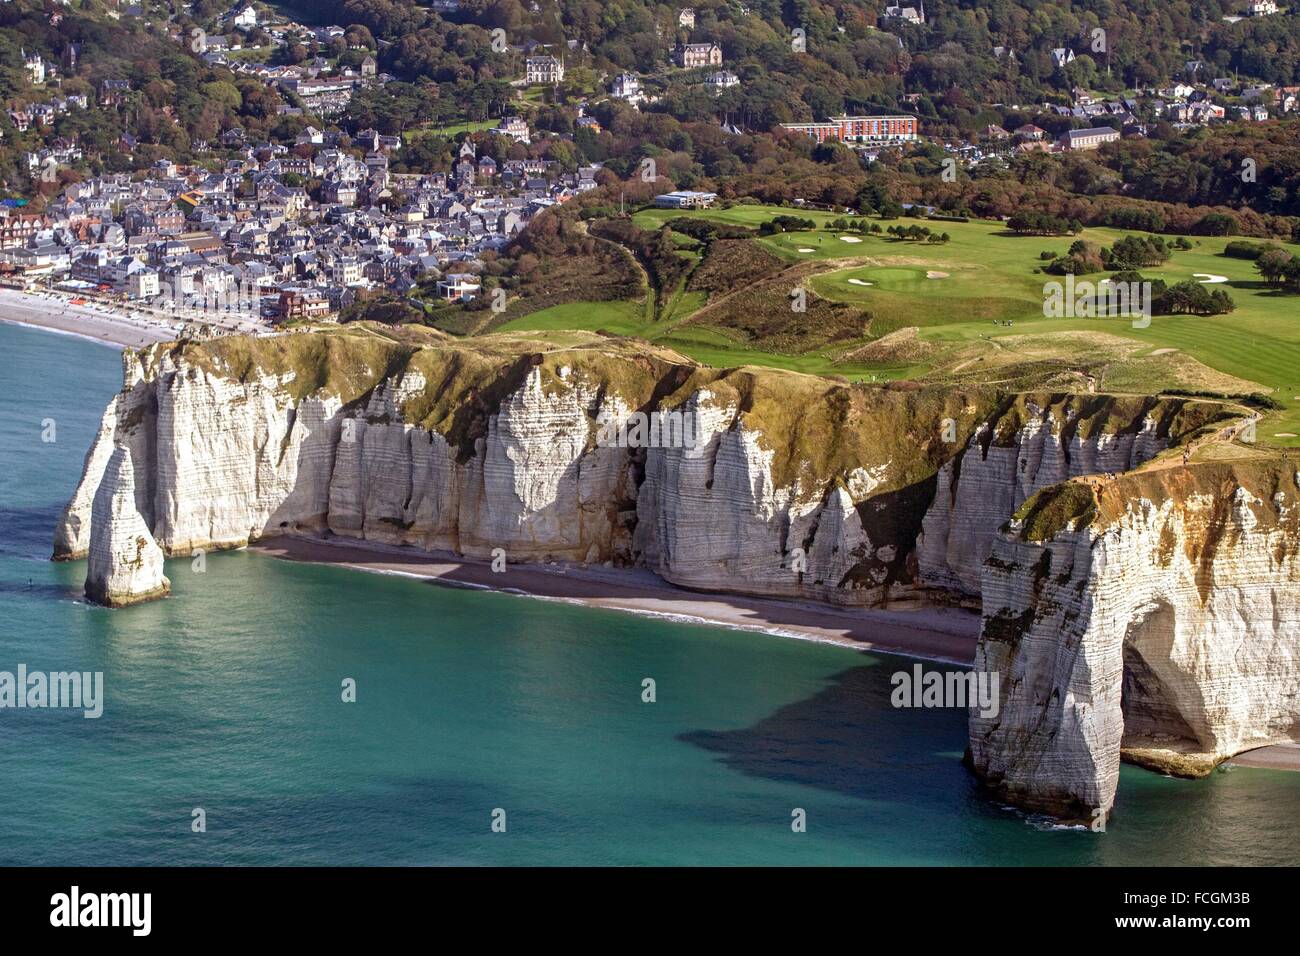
[1045,240,1106,274]
[1106,235,1174,270]
[666,218,753,241]
[1046,235,1177,275]
[1007,212,1082,236]
[1223,240,1280,260]
[826,218,880,233]
[758,215,817,235]
[885,224,950,243]
[1255,249,1300,293]
[1155,281,1235,315]
[1115,274,1235,315]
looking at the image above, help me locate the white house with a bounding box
[612,73,644,104]
[525,55,564,85]
[883,2,925,25]
[22,50,45,85]
[497,115,530,144]
[333,258,363,286]
[707,70,739,91]
[231,4,258,29]
[1249,0,1278,16]
[438,273,481,301]
[128,269,160,300]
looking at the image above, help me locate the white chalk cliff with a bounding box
[57,336,1215,603]
[55,329,1299,820]
[969,463,1300,822]
[84,444,170,607]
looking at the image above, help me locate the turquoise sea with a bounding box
[2,320,1299,866]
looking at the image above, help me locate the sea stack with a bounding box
[85,445,170,608]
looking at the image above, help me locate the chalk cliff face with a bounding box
[969,463,1300,821]
[84,445,170,607]
[55,330,1224,611]
[915,397,1178,598]
[59,327,1300,821]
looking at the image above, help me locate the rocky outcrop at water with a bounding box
[84,445,170,607]
[969,461,1300,823]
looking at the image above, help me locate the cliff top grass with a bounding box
[1011,482,1100,542]
[665,369,1001,496]
[147,327,1245,501]
[1013,455,1300,544]
[154,326,422,404]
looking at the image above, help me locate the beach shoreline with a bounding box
[1227,744,1300,772]
[0,287,176,349]
[251,534,981,665]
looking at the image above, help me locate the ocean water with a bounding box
[2,320,1299,866]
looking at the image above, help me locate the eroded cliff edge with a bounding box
[54,326,1227,608]
[970,459,1300,822]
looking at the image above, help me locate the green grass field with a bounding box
[495,300,648,335]
[496,297,882,377]
[403,119,499,143]
[514,204,1300,444]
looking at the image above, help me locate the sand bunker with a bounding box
[926,270,949,279]
[1276,433,1298,438]
[1149,348,1178,355]
[1193,273,1229,284]
[838,236,863,243]
[797,247,815,253]
[847,278,873,286]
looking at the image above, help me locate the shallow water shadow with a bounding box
[680,663,971,803]
[0,577,80,603]
[0,504,62,559]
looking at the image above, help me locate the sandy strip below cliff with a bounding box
[1227,743,1300,771]
[252,535,980,664]
[0,288,175,348]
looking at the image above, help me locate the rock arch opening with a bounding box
[1120,598,1207,770]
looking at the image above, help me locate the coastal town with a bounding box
[2,1,1298,334]
[1,133,599,329]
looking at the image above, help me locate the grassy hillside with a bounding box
[604,205,1300,445]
